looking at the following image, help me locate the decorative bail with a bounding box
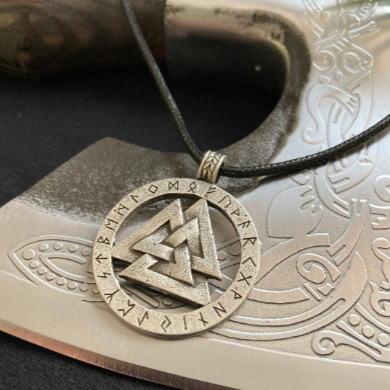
[197,151,226,184]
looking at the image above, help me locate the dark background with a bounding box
[0,66,279,389]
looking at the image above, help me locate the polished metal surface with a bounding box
[1,0,390,389]
[165,0,310,173]
[94,179,260,337]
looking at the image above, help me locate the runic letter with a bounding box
[114,203,129,216]
[97,236,110,245]
[205,186,217,197]
[104,289,119,303]
[160,316,172,332]
[199,312,208,327]
[168,181,179,190]
[213,302,227,318]
[95,254,107,264]
[118,300,135,317]
[232,289,242,300]
[218,195,232,209]
[243,237,257,247]
[148,185,158,194]
[243,257,256,267]
[188,181,197,193]
[238,221,250,229]
[231,209,240,216]
[130,194,139,203]
[105,218,118,231]
[138,311,149,326]
[97,272,111,278]
[238,272,253,286]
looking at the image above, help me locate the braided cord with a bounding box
[121,0,390,178]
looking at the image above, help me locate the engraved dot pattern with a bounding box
[9,236,100,300]
[93,178,261,338]
[378,333,390,346]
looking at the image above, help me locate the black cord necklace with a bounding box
[92,1,388,339]
[121,0,390,178]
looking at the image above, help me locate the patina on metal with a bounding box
[94,178,260,337]
[0,0,390,389]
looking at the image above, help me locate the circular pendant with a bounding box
[93,178,260,338]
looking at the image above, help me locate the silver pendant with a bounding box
[1,0,390,389]
[93,153,260,337]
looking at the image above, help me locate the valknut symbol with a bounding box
[112,199,221,306]
[94,178,260,337]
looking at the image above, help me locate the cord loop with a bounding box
[197,151,226,184]
[121,0,390,179]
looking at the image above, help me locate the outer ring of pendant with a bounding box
[93,178,261,338]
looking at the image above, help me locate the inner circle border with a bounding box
[93,178,261,338]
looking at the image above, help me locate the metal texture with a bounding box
[165,0,309,172]
[93,179,260,337]
[0,0,390,389]
[197,151,227,184]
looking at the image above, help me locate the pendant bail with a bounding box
[197,151,226,184]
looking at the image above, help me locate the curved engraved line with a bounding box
[344,44,374,69]
[337,321,381,353]
[333,321,390,363]
[368,281,390,317]
[303,80,357,144]
[329,141,377,193]
[311,329,382,361]
[374,175,390,202]
[327,199,366,265]
[7,251,38,285]
[343,71,373,140]
[315,164,350,217]
[248,287,310,304]
[313,50,337,75]
[372,237,390,289]
[0,269,36,285]
[39,253,94,283]
[327,102,346,148]
[236,252,365,326]
[255,233,330,284]
[373,237,390,259]
[215,301,345,341]
[8,235,94,294]
[297,253,341,283]
[217,252,366,335]
[302,83,328,144]
[214,265,311,304]
[355,303,390,333]
[340,50,370,77]
[212,277,310,304]
[313,16,347,52]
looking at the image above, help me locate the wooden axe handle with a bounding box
[0,0,166,76]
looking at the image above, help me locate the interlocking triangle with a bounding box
[113,199,221,306]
